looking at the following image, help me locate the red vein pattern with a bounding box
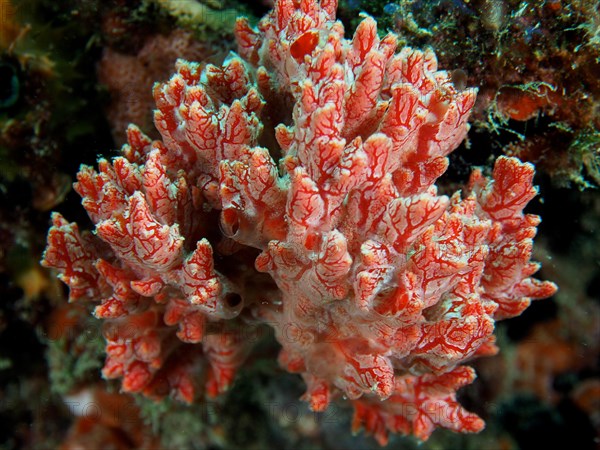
[42,0,556,444]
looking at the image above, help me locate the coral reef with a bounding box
[1,0,597,449]
[98,29,220,145]
[42,0,556,445]
[339,0,600,188]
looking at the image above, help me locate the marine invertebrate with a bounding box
[42,0,556,444]
[98,29,217,145]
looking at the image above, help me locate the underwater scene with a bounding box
[0,1,599,449]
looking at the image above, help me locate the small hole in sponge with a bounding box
[221,209,240,236]
[224,293,242,308]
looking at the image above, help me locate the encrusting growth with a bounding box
[42,0,556,444]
